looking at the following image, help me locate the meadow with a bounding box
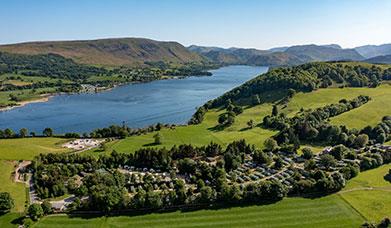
[338,164,391,222]
[87,84,391,156]
[0,161,27,213]
[34,195,363,228]
[0,137,71,160]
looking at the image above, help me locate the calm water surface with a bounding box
[0,65,267,133]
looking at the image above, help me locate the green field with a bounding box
[0,138,71,160]
[338,164,391,222]
[86,103,277,155]
[87,85,391,156]
[344,164,391,190]
[34,195,363,228]
[31,164,391,228]
[0,161,27,212]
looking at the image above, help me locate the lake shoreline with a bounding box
[0,73,215,113]
[0,65,267,133]
[0,94,54,112]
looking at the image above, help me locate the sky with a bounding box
[1,0,390,49]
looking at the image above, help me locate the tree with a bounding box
[253,150,271,165]
[330,144,349,160]
[28,203,44,221]
[41,200,52,214]
[4,128,14,138]
[252,94,261,105]
[218,114,228,125]
[264,138,278,152]
[320,154,337,170]
[247,119,254,129]
[42,128,53,137]
[287,89,296,98]
[302,147,313,159]
[353,134,369,148]
[273,157,284,170]
[199,186,214,203]
[0,192,14,212]
[272,105,279,116]
[19,128,28,138]
[153,133,162,145]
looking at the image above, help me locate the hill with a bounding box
[355,44,391,59]
[208,62,391,108]
[284,44,363,62]
[0,38,205,67]
[364,54,391,64]
[189,44,364,67]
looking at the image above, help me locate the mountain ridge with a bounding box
[0,37,206,67]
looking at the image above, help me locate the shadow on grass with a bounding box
[142,142,160,147]
[207,124,230,132]
[384,173,391,183]
[11,215,24,225]
[66,199,283,220]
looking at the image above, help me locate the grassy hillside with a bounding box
[0,138,70,160]
[34,195,363,228]
[0,38,205,67]
[86,84,391,156]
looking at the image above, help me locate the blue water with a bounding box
[0,65,267,134]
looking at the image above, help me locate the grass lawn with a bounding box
[344,164,391,190]
[85,104,277,156]
[0,160,27,212]
[34,195,363,228]
[0,213,24,228]
[0,138,71,160]
[338,164,391,222]
[285,84,391,129]
[339,190,390,222]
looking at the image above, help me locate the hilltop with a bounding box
[0,38,205,67]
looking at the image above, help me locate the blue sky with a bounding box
[1,0,390,49]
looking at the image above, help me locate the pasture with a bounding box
[86,85,391,156]
[34,195,363,228]
[338,164,391,222]
[0,137,71,160]
[0,160,27,212]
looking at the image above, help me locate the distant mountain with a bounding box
[247,52,304,66]
[355,44,391,59]
[364,54,391,64]
[0,38,205,66]
[268,44,341,53]
[189,44,364,66]
[188,45,269,64]
[284,44,363,62]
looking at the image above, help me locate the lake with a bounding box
[0,65,268,134]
